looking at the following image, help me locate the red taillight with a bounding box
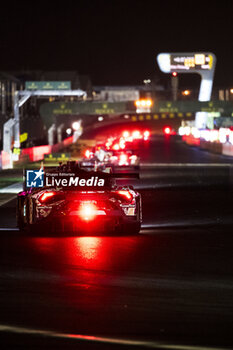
[85,149,91,158]
[119,153,128,165]
[132,130,141,139]
[119,140,125,149]
[164,126,171,135]
[144,130,150,138]
[39,192,56,203]
[79,203,97,221]
[116,190,133,202]
[123,131,129,138]
[113,144,120,150]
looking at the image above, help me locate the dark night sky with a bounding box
[0,0,232,87]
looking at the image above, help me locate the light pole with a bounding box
[171,72,178,101]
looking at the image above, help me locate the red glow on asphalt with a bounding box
[75,237,101,261]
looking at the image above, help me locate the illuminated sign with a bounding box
[20,132,28,143]
[44,153,71,162]
[157,52,217,129]
[157,53,215,73]
[170,54,213,71]
[25,81,71,90]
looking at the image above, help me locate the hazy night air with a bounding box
[0,1,232,86]
[0,1,233,349]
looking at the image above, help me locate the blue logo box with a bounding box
[26,169,44,188]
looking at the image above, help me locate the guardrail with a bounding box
[182,135,233,157]
[20,136,74,162]
[0,136,74,169]
[0,151,12,170]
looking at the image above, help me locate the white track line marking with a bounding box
[0,182,23,194]
[0,324,227,350]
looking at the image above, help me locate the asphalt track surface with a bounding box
[1,136,233,349]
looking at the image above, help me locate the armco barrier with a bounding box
[20,136,74,162]
[222,143,233,156]
[21,145,52,162]
[182,135,226,156]
[182,135,200,146]
[199,140,222,154]
[51,136,74,153]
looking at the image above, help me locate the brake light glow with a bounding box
[119,139,125,149]
[129,155,137,164]
[117,190,133,202]
[164,126,171,135]
[85,149,91,158]
[132,130,141,139]
[39,192,56,203]
[119,154,128,165]
[112,144,120,150]
[79,203,97,221]
[144,130,150,140]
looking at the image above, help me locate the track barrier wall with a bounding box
[182,135,233,156]
[0,136,74,169]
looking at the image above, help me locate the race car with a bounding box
[104,149,140,170]
[121,130,151,148]
[79,146,106,171]
[81,144,140,172]
[17,161,142,235]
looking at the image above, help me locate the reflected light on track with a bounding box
[74,237,101,261]
[28,236,142,274]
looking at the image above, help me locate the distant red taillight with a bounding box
[112,144,120,150]
[144,130,150,139]
[119,153,128,165]
[123,131,129,138]
[85,149,91,158]
[164,126,171,135]
[132,130,141,139]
